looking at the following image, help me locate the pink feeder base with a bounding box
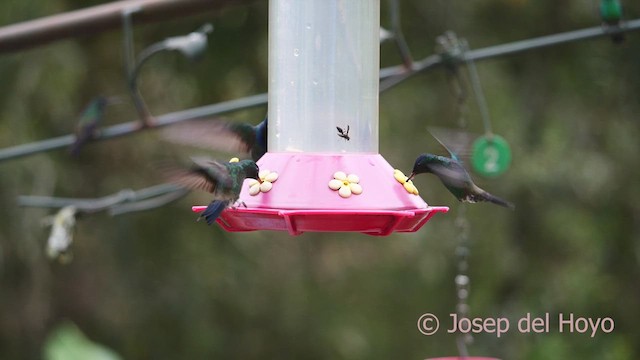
[192,207,447,236]
[192,152,449,236]
[426,358,500,360]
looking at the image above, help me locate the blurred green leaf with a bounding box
[43,322,122,360]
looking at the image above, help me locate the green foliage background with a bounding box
[1,1,639,359]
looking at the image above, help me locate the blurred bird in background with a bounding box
[69,96,120,156]
[43,206,78,263]
[600,0,625,43]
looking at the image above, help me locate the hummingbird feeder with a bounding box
[426,358,500,360]
[193,0,448,235]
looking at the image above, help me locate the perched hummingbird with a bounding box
[69,97,110,156]
[68,97,122,156]
[43,205,78,262]
[600,0,624,43]
[162,116,268,162]
[167,157,260,224]
[408,154,514,209]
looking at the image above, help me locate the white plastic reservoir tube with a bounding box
[268,0,380,153]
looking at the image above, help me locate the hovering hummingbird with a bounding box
[162,116,268,162]
[167,157,260,224]
[408,131,514,209]
[600,0,624,43]
[408,153,514,209]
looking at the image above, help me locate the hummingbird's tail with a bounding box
[480,191,515,210]
[68,142,82,157]
[68,137,88,157]
[198,200,227,225]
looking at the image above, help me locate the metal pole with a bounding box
[0,93,268,162]
[2,18,639,161]
[380,18,640,82]
[468,19,640,61]
[0,0,254,54]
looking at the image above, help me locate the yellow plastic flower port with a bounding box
[328,171,363,198]
[248,169,279,196]
[393,169,419,195]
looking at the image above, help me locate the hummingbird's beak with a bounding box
[407,172,415,181]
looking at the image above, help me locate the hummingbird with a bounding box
[408,153,514,209]
[69,96,122,155]
[600,0,624,43]
[69,97,111,156]
[43,205,78,262]
[167,157,260,224]
[161,116,268,162]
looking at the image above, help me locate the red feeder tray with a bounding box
[192,152,449,236]
[192,207,448,236]
[426,358,500,360]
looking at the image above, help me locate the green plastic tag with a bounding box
[471,134,511,177]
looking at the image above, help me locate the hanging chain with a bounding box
[436,31,469,129]
[437,31,494,138]
[436,31,475,356]
[460,38,494,138]
[454,204,472,357]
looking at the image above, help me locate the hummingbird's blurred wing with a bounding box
[428,126,477,164]
[164,157,233,195]
[162,119,256,156]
